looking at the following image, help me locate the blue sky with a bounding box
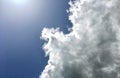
[0,0,71,78]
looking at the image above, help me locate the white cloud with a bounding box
[40,0,120,78]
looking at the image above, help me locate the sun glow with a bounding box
[11,0,29,5]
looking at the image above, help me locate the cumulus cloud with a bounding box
[40,0,120,78]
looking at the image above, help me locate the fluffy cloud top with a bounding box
[40,0,120,78]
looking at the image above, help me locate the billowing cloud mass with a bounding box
[40,0,120,78]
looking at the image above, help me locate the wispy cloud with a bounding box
[40,0,120,78]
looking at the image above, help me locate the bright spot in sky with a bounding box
[10,0,28,5]
[1,0,49,23]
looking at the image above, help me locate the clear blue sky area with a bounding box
[0,0,72,78]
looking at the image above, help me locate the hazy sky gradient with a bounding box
[0,0,71,78]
